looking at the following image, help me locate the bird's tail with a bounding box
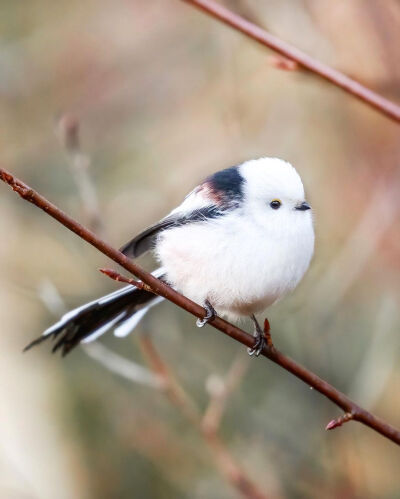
[25,268,165,356]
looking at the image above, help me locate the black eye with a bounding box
[269,199,281,210]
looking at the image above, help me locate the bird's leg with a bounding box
[196,299,217,328]
[248,314,269,357]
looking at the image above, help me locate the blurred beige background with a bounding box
[1,1,400,498]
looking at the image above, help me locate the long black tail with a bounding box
[25,269,165,356]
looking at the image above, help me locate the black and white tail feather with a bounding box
[25,269,165,356]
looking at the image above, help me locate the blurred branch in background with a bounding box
[1,168,400,447]
[202,354,250,435]
[83,343,165,390]
[40,271,265,497]
[181,0,400,123]
[309,175,400,325]
[138,334,268,499]
[349,295,398,409]
[56,114,103,234]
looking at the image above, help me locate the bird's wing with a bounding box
[119,217,178,258]
[119,205,222,258]
[120,167,244,259]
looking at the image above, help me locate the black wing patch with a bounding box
[120,205,223,258]
[120,218,176,258]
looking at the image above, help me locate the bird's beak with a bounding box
[295,201,311,211]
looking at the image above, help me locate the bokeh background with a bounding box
[1,1,400,498]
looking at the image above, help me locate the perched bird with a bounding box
[25,157,314,356]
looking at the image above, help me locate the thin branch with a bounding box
[57,113,103,233]
[326,412,354,431]
[1,167,400,446]
[202,355,250,435]
[139,335,201,426]
[180,0,400,123]
[138,335,269,499]
[99,267,153,293]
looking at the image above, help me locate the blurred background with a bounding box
[1,0,400,497]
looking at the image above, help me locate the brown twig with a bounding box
[99,267,153,293]
[138,335,269,499]
[1,167,400,446]
[57,113,103,233]
[326,412,355,431]
[180,0,400,123]
[139,335,200,427]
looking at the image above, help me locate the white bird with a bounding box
[25,157,315,356]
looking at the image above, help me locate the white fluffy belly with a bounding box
[156,217,313,320]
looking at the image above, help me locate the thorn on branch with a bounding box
[263,318,274,350]
[268,55,300,72]
[0,169,34,200]
[326,412,354,431]
[99,268,154,294]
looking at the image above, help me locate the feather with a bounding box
[120,206,225,258]
[25,268,166,356]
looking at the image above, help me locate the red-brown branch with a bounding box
[1,166,400,446]
[326,412,354,431]
[181,0,400,124]
[99,267,153,292]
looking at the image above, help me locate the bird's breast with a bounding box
[155,216,314,318]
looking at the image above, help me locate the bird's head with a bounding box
[238,157,313,233]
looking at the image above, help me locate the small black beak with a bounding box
[295,201,311,211]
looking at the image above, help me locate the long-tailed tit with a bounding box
[26,157,314,356]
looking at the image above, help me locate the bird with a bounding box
[25,157,315,357]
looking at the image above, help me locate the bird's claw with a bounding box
[248,315,270,357]
[196,300,216,328]
[247,333,265,357]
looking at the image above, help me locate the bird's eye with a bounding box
[269,199,281,210]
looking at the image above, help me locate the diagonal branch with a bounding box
[180,0,400,124]
[1,166,400,446]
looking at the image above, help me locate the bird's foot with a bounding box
[248,316,273,357]
[247,329,265,357]
[196,300,216,328]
